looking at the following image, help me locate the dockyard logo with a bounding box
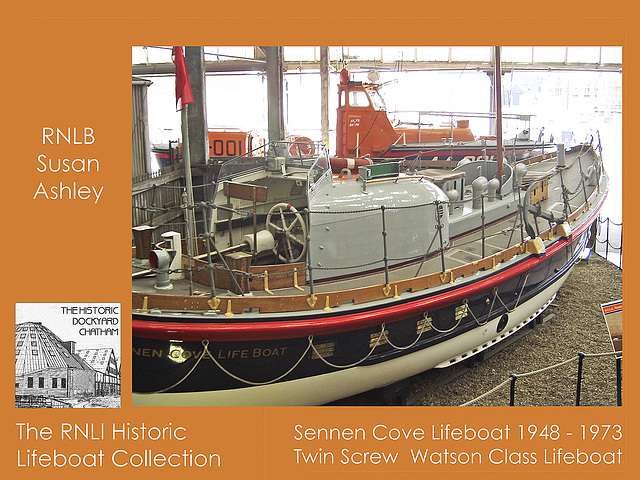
[62,305,120,336]
[15,303,121,408]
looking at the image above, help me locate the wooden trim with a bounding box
[223,181,268,202]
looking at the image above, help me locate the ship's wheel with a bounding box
[265,203,307,263]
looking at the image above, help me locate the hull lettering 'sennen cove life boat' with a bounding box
[132,129,608,405]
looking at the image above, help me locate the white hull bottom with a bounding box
[132,266,572,407]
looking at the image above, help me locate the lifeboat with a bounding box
[132,138,608,406]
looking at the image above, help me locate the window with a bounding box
[38,378,44,388]
[369,90,386,111]
[349,91,370,108]
[27,377,33,388]
[52,378,57,388]
[61,378,67,388]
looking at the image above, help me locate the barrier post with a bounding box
[606,218,610,261]
[481,194,486,257]
[509,374,518,406]
[619,224,623,268]
[381,205,390,286]
[304,208,314,296]
[436,201,446,272]
[576,352,585,406]
[616,356,623,406]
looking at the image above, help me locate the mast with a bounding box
[494,46,504,190]
[173,46,197,295]
[181,104,196,295]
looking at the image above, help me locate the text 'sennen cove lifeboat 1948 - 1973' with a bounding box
[131,72,607,406]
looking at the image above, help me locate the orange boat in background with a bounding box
[334,69,553,165]
[336,70,475,159]
[153,129,264,169]
[207,129,264,159]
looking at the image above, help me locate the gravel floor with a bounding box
[333,254,623,407]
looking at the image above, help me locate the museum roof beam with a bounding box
[133,58,621,77]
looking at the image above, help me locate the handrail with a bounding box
[391,109,534,122]
[133,149,604,315]
[133,188,601,315]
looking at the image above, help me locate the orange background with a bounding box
[1,2,633,478]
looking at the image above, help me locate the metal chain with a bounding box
[424,311,462,334]
[310,324,387,369]
[383,317,430,350]
[204,340,312,386]
[139,320,443,392]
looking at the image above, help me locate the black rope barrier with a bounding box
[463,350,622,407]
[595,216,622,269]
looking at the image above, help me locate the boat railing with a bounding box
[401,141,547,171]
[522,143,604,239]
[391,109,534,143]
[216,151,267,185]
[303,186,526,285]
[134,145,604,314]
[216,140,330,193]
[133,206,581,316]
[392,110,534,122]
[133,211,594,317]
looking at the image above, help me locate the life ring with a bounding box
[289,136,315,157]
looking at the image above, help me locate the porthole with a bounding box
[497,314,509,333]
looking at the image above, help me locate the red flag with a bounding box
[172,46,194,111]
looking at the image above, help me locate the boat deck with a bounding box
[132,215,515,297]
[132,147,602,307]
